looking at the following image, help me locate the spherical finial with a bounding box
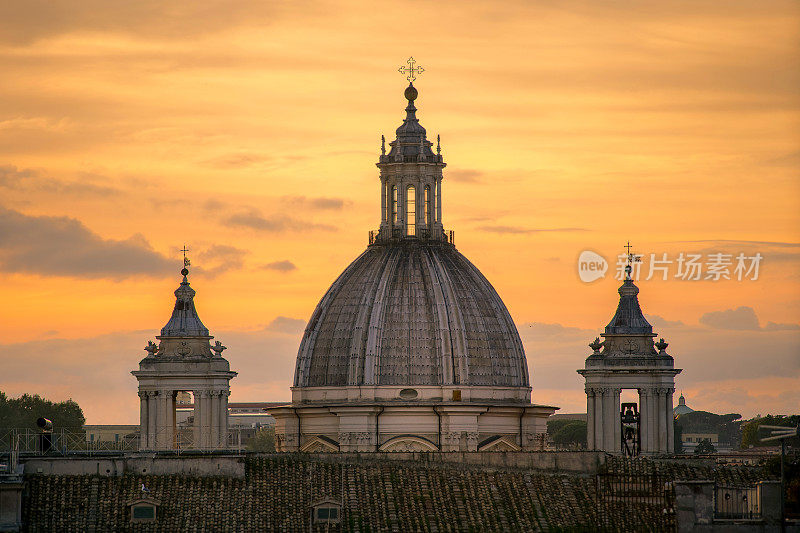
[181,267,189,276]
[404,84,418,102]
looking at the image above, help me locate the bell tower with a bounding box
[578,244,681,455]
[132,252,237,450]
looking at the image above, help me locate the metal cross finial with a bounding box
[180,245,190,267]
[398,57,425,83]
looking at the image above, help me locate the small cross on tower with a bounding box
[398,57,425,84]
[180,245,190,268]
[623,241,641,280]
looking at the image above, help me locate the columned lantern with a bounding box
[271,60,558,453]
[578,246,682,455]
[132,255,236,450]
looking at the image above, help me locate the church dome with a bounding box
[294,240,529,388]
[293,82,530,394]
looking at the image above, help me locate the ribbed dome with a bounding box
[294,241,529,388]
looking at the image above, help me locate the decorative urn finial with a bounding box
[589,337,604,355]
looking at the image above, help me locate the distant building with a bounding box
[682,432,719,453]
[673,393,693,416]
[83,425,139,445]
[176,402,282,443]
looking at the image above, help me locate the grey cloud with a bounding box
[0,206,172,278]
[447,169,484,183]
[203,152,270,169]
[223,208,335,233]
[698,307,799,332]
[0,164,119,197]
[0,1,309,45]
[699,306,761,331]
[0,327,298,423]
[264,316,306,335]
[0,164,36,186]
[261,260,297,272]
[519,322,594,343]
[478,226,589,235]
[646,315,686,328]
[284,196,348,210]
[764,321,800,331]
[195,244,248,277]
[673,239,800,248]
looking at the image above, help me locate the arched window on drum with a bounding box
[391,186,398,225]
[424,185,431,229]
[406,185,416,236]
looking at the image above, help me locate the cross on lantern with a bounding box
[180,245,190,267]
[398,57,425,83]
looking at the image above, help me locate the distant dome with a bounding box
[294,241,529,389]
[673,393,693,416]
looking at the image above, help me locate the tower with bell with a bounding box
[577,243,681,455]
[132,248,237,450]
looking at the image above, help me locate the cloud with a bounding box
[0,164,36,186]
[0,164,119,197]
[202,152,270,169]
[0,206,172,278]
[673,239,800,248]
[520,321,594,343]
[0,327,299,423]
[195,244,248,276]
[0,1,309,45]
[477,226,589,235]
[447,169,484,183]
[223,208,335,233]
[646,315,686,328]
[699,306,761,330]
[284,196,348,210]
[261,260,297,272]
[698,306,799,332]
[764,321,800,331]
[264,316,306,335]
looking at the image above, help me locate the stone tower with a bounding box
[132,262,236,450]
[578,261,681,455]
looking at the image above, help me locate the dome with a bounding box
[294,240,529,389]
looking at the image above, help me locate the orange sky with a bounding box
[0,0,798,424]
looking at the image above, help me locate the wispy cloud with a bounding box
[477,226,589,235]
[261,260,297,272]
[447,169,483,183]
[223,208,335,233]
[699,306,799,332]
[283,196,348,210]
[0,164,119,197]
[202,152,275,169]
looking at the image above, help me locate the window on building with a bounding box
[115,434,120,442]
[129,500,159,523]
[424,185,430,227]
[406,186,416,236]
[90,434,95,443]
[311,501,342,524]
[391,186,398,224]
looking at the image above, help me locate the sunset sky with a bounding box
[1,0,798,424]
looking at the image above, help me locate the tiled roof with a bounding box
[22,455,773,532]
